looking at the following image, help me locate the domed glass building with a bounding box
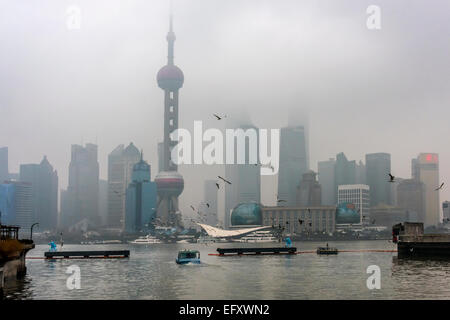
[230,203,263,227]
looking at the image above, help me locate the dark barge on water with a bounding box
[44,250,130,259]
[216,247,297,256]
[317,244,338,255]
[393,222,450,258]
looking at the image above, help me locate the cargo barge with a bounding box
[393,222,450,258]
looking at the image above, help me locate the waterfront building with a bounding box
[125,157,157,233]
[412,153,440,226]
[261,205,336,235]
[318,158,336,206]
[155,9,185,228]
[277,126,309,207]
[365,153,391,206]
[396,178,425,223]
[19,156,58,231]
[0,181,32,237]
[337,184,370,226]
[107,143,141,229]
[0,147,8,184]
[203,180,218,226]
[296,170,321,207]
[65,143,99,227]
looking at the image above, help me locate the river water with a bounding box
[4,240,450,300]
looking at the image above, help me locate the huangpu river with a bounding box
[4,240,450,300]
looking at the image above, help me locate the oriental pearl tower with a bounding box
[154,8,184,229]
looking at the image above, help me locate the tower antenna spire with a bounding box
[169,0,174,32]
[166,0,175,66]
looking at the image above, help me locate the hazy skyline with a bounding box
[1,0,449,220]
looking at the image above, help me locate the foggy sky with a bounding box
[0,0,449,221]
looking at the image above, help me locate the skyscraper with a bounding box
[365,153,391,206]
[397,179,426,223]
[355,160,366,185]
[0,147,8,184]
[412,153,440,226]
[0,181,32,237]
[99,179,108,227]
[107,143,141,229]
[277,126,308,206]
[318,158,336,206]
[65,143,99,227]
[19,156,58,231]
[224,121,261,229]
[335,153,356,188]
[154,8,185,228]
[296,171,321,207]
[125,156,157,233]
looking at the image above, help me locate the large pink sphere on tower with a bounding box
[155,171,184,197]
[157,65,184,91]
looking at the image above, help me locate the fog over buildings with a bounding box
[0,0,449,223]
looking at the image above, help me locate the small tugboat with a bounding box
[317,243,338,255]
[176,249,201,264]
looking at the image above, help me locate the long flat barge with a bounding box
[216,247,297,256]
[393,222,450,258]
[44,250,130,259]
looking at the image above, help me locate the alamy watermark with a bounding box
[366,265,381,289]
[366,5,381,30]
[170,121,279,176]
[66,5,82,30]
[66,265,81,290]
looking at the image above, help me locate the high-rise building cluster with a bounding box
[1,7,446,238]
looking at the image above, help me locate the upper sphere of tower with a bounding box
[157,65,184,90]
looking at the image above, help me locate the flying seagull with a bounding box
[435,183,444,191]
[388,173,395,182]
[218,176,232,185]
[213,114,226,120]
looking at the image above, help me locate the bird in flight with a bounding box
[218,176,232,184]
[435,183,444,191]
[215,183,220,189]
[388,173,395,182]
[213,113,226,120]
[298,219,304,225]
[190,205,195,211]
